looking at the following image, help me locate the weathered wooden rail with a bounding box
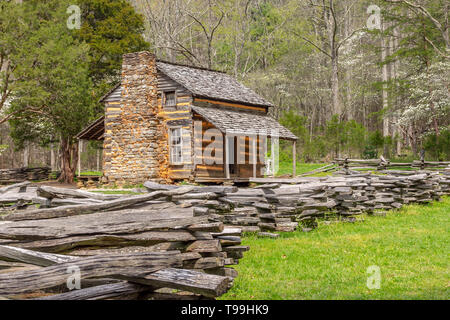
[0,167,52,185]
[0,183,250,300]
[147,170,450,232]
[334,158,450,174]
[0,168,448,299]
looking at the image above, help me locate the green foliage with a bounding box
[79,171,102,176]
[361,130,385,159]
[7,0,94,147]
[368,130,385,149]
[280,112,369,161]
[362,145,378,159]
[423,128,450,161]
[277,161,329,177]
[0,144,8,156]
[74,0,148,88]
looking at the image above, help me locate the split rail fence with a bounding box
[0,183,248,300]
[0,165,449,299]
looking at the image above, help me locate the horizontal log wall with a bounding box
[156,73,194,181]
[193,115,224,178]
[102,61,196,183]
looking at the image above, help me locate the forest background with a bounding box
[0,0,448,181]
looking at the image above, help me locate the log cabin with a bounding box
[76,51,297,184]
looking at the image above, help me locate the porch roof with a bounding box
[76,116,105,140]
[191,105,298,141]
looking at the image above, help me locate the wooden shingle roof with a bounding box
[99,61,275,108]
[192,105,297,140]
[76,116,105,140]
[157,61,274,108]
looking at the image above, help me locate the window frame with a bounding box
[169,126,183,165]
[163,90,177,108]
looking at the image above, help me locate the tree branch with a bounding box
[383,0,443,32]
[297,33,332,58]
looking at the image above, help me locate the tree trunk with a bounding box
[331,54,340,116]
[23,143,29,168]
[96,148,100,172]
[58,137,78,184]
[344,3,352,120]
[423,21,440,138]
[381,22,390,158]
[50,143,57,171]
[392,26,402,156]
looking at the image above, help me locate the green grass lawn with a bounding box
[277,161,329,176]
[78,171,102,176]
[221,197,450,300]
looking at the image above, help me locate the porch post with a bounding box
[263,135,268,176]
[252,135,257,178]
[293,140,297,178]
[77,139,82,177]
[96,148,100,172]
[271,138,275,177]
[225,133,230,179]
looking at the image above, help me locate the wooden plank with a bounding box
[127,267,230,298]
[186,240,221,253]
[293,141,296,177]
[252,136,257,178]
[1,188,194,221]
[36,186,121,201]
[183,257,224,269]
[0,212,204,241]
[187,222,224,233]
[0,191,163,221]
[0,181,31,194]
[0,246,230,299]
[33,282,152,300]
[0,252,181,295]
[194,98,267,112]
[225,134,230,179]
[0,245,72,266]
[11,231,198,253]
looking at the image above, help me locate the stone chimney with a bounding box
[103,51,161,185]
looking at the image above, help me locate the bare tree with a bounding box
[383,0,449,57]
[299,0,363,118]
[185,0,225,68]
[130,0,201,64]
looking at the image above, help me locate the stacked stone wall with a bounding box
[103,51,166,185]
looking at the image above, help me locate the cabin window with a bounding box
[170,127,183,164]
[164,91,177,108]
